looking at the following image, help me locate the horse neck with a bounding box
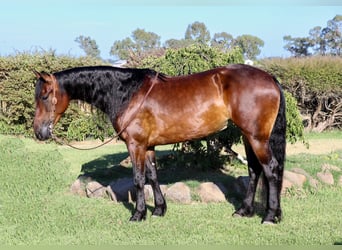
[56,67,145,120]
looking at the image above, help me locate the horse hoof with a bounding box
[232,208,254,218]
[129,211,146,222]
[152,206,167,217]
[262,220,276,225]
[232,212,243,218]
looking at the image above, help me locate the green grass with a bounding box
[0,134,342,245]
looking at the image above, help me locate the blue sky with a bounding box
[1,0,341,59]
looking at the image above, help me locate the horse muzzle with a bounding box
[34,121,52,141]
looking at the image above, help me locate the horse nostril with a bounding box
[35,125,51,141]
[35,130,44,141]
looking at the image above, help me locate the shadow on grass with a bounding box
[79,149,267,220]
[81,152,131,184]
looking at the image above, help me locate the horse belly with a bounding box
[149,104,229,145]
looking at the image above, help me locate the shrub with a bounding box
[284,90,307,145]
[141,43,244,75]
[66,111,114,141]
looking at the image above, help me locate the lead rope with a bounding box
[49,72,159,150]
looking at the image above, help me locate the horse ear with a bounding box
[33,70,41,79]
[35,71,52,83]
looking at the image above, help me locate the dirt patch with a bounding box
[286,139,342,155]
[232,138,342,157]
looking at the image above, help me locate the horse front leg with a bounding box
[127,143,147,221]
[145,148,167,217]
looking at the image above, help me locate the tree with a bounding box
[164,38,193,49]
[132,28,161,50]
[74,35,101,58]
[164,22,211,49]
[233,34,264,60]
[184,21,211,44]
[284,15,342,57]
[283,35,313,57]
[110,37,135,60]
[324,15,342,56]
[211,32,234,51]
[110,28,161,60]
[309,26,325,55]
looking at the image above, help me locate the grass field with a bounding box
[0,133,342,245]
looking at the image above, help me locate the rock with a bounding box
[291,168,319,189]
[105,186,118,202]
[317,171,334,185]
[160,184,168,195]
[197,182,226,203]
[108,177,135,201]
[322,164,341,172]
[281,179,294,194]
[165,182,191,204]
[291,167,310,177]
[70,178,86,196]
[138,184,168,202]
[144,184,154,201]
[308,178,319,189]
[284,170,306,187]
[86,181,107,198]
[338,176,342,186]
[281,170,307,194]
[120,156,131,167]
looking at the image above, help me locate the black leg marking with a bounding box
[127,143,147,222]
[145,148,167,217]
[233,138,261,218]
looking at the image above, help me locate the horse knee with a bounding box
[134,172,146,189]
[262,157,280,181]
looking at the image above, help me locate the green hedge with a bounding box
[260,56,342,131]
[260,56,342,93]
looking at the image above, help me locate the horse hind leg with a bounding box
[247,135,282,224]
[233,136,263,218]
[145,148,167,217]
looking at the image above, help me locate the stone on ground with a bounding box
[196,182,226,203]
[165,182,191,204]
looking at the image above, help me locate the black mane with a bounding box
[54,66,158,121]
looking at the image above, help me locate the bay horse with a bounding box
[33,64,286,224]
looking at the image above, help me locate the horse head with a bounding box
[33,71,69,140]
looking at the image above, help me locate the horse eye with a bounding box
[41,94,49,101]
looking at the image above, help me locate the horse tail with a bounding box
[269,77,287,193]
